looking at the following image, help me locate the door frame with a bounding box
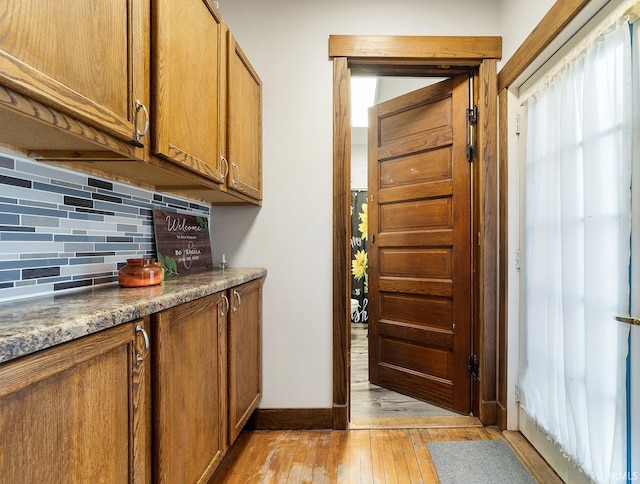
[329,35,502,429]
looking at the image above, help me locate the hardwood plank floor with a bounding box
[211,426,560,483]
[503,431,564,484]
[350,323,461,420]
[211,326,563,482]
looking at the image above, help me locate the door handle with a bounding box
[614,316,640,326]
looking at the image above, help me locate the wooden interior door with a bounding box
[368,74,473,413]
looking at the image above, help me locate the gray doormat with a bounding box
[428,439,536,484]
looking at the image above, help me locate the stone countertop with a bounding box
[0,267,266,364]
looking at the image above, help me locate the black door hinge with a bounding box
[467,106,478,126]
[466,105,478,162]
[466,145,475,162]
[467,354,479,378]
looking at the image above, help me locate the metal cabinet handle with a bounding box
[232,289,241,312]
[134,100,150,142]
[614,316,640,326]
[135,324,150,363]
[220,156,229,180]
[221,294,230,317]
[231,162,240,186]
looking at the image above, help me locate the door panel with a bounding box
[381,339,451,378]
[379,97,451,142]
[368,74,472,413]
[380,198,452,231]
[380,148,452,187]
[381,293,452,328]
[380,248,452,278]
[378,321,454,348]
[377,364,454,406]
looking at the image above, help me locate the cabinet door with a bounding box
[227,33,263,201]
[152,293,226,483]
[0,0,148,145]
[0,320,150,483]
[152,0,225,183]
[228,279,263,443]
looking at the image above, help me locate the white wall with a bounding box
[212,0,549,409]
[498,0,556,66]
[375,77,441,104]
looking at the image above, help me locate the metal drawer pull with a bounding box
[232,290,241,312]
[134,100,150,142]
[221,156,229,179]
[221,294,230,317]
[614,316,640,326]
[135,324,150,363]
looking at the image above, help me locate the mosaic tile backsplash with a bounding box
[0,153,210,302]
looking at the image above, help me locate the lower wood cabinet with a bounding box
[152,292,227,483]
[151,278,263,481]
[0,278,263,482]
[228,278,263,443]
[0,319,151,483]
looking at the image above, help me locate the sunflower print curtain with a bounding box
[350,190,368,323]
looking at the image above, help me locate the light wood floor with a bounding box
[211,323,562,482]
[350,323,460,421]
[211,427,563,483]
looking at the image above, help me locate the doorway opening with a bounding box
[330,35,501,430]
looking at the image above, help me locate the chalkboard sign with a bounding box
[153,210,213,276]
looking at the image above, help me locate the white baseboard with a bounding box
[518,407,591,484]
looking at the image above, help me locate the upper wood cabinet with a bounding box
[152,0,225,184]
[152,293,227,483]
[0,319,151,483]
[228,278,263,443]
[226,33,263,202]
[0,1,263,205]
[150,13,263,203]
[0,0,147,146]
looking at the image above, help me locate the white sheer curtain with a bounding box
[520,19,632,483]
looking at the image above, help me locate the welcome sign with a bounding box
[152,210,213,276]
